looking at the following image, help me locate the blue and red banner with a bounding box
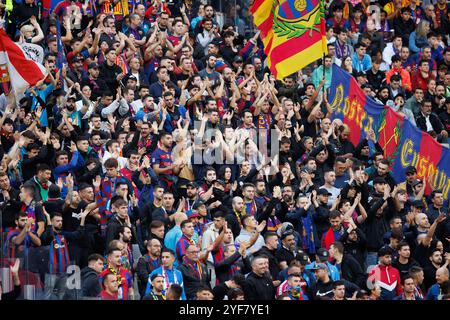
[329,64,450,199]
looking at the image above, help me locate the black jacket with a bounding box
[80,267,101,297]
[135,254,161,297]
[362,195,395,251]
[214,251,251,284]
[416,112,445,134]
[340,227,368,268]
[341,254,366,288]
[0,187,22,229]
[180,260,210,300]
[254,246,280,281]
[243,272,275,300]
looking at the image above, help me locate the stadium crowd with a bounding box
[0,0,450,301]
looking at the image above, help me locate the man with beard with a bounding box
[424,248,444,290]
[331,124,355,158]
[198,54,221,86]
[276,230,299,270]
[143,274,167,300]
[254,180,270,209]
[243,255,275,300]
[116,225,134,273]
[368,159,396,190]
[136,238,162,297]
[99,248,134,300]
[4,212,42,266]
[40,209,88,274]
[198,167,217,202]
[321,211,346,250]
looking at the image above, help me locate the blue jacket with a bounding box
[305,261,340,282]
[426,283,442,300]
[147,266,186,300]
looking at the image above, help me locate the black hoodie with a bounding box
[81,267,101,298]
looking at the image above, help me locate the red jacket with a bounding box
[368,264,402,300]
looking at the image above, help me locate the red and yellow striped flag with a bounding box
[251,0,328,79]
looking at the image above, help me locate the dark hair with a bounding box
[332,280,346,289]
[161,248,175,256]
[401,275,414,285]
[167,283,183,299]
[88,253,106,264]
[397,241,410,251]
[37,163,52,173]
[331,241,344,254]
[150,220,165,229]
[104,157,118,169]
[228,288,244,300]
[180,219,192,229]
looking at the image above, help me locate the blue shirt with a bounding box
[147,267,186,300]
[352,53,372,72]
[164,226,183,254]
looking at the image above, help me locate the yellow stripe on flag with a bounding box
[253,0,273,26]
[273,40,324,79]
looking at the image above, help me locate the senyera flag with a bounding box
[0,28,48,97]
[251,0,328,80]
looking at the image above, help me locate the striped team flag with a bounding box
[251,0,328,79]
[0,28,48,97]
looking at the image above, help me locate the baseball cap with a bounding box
[317,188,332,196]
[411,179,423,188]
[186,181,198,188]
[311,263,328,270]
[67,94,77,101]
[188,211,201,219]
[405,166,417,174]
[295,252,310,266]
[192,200,206,210]
[277,222,295,238]
[316,248,329,262]
[127,75,138,82]
[233,56,244,63]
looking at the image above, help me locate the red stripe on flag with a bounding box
[250,0,266,13]
[268,31,324,66]
[258,16,274,37]
[418,133,442,194]
[0,29,45,87]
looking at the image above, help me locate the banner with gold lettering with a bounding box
[329,64,450,199]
